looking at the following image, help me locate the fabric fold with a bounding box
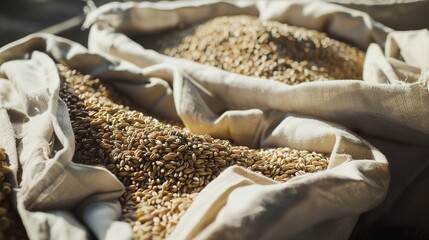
[0,45,132,239]
[0,0,428,239]
[170,116,388,240]
[83,1,429,239]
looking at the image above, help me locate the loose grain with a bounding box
[0,149,28,240]
[139,15,365,85]
[58,65,329,239]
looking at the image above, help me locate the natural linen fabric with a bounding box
[0,34,389,240]
[0,39,133,240]
[84,0,429,239]
[0,1,426,240]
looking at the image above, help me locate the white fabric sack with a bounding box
[0,0,427,239]
[0,37,134,240]
[83,1,429,239]
[0,33,386,240]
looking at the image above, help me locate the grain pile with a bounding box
[142,15,365,85]
[0,149,28,240]
[58,64,329,239]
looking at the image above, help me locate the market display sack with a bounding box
[0,1,427,240]
[0,32,388,240]
[0,29,388,240]
[83,0,429,239]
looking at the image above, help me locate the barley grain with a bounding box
[138,15,365,85]
[58,65,329,239]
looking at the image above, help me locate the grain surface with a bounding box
[139,15,365,85]
[58,65,329,239]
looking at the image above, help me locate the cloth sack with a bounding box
[83,0,429,239]
[0,31,387,240]
[0,0,427,239]
[0,36,136,240]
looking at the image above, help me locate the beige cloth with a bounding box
[83,0,391,50]
[0,0,427,239]
[0,38,133,239]
[82,1,429,239]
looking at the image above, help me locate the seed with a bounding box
[155,161,164,166]
[177,145,187,152]
[164,164,175,170]
[175,166,186,172]
[150,153,158,161]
